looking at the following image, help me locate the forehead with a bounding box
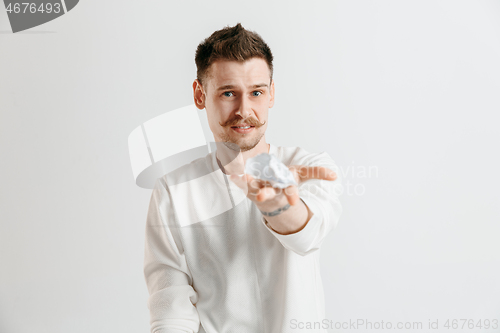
[207,57,271,89]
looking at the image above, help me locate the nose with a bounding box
[234,94,253,120]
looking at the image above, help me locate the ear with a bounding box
[269,79,275,108]
[193,79,206,110]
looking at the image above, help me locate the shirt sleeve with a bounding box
[144,177,201,333]
[260,152,343,256]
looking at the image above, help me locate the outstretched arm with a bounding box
[230,153,343,256]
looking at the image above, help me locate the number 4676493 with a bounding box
[6,2,61,14]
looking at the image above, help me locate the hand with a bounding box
[229,165,337,210]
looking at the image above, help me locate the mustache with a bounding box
[220,118,266,127]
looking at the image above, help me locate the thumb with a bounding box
[229,174,245,188]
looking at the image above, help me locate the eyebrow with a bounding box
[216,83,269,91]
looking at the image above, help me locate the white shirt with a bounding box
[144,144,343,333]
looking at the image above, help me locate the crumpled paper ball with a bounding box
[244,153,298,189]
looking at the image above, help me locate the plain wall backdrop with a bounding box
[1,1,499,332]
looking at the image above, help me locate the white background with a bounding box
[1,1,499,332]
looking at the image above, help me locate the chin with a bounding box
[218,128,265,152]
[237,136,264,152]
[218,137,260,152]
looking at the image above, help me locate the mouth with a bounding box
[230,125,255,134]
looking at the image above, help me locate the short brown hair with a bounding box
[195,23,274,89]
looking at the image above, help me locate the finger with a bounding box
[256,186,277,202]
[295,166,337,181]
[283,185,300,205]
[240,174,267,199]
[248,175,264,193]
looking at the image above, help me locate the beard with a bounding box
[216,116,267,152]
[217,127,265,152]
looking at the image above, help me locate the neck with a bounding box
[215,139,270,175]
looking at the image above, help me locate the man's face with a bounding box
[193,57,275,152]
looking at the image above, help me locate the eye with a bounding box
[223,91,234,97]
[252,91,262,96]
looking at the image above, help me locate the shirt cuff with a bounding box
[260,195,326,256]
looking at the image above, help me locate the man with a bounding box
[144,23,343,333]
